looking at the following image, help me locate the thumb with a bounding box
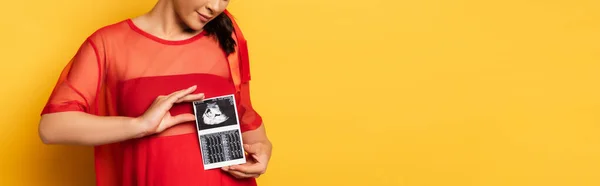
[244,144,260,154]
[170,113,196,126]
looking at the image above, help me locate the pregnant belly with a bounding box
[116,73,237,137]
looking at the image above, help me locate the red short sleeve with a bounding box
[237,81,263,132]
[42,35,105,115]
[226,16,264,132]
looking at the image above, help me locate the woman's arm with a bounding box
[242,124,272,148]
[39,86,204,146]
[39,112,143,146]
[222,124,272,178]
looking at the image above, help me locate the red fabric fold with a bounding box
[41,9,263,186]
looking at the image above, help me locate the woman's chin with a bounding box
[181,19,206,32]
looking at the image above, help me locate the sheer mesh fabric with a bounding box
[41,10,262,186]
[42,19,262,132]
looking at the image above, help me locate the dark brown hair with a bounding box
[204,13,236,56]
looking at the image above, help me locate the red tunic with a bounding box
[41,10,263,186]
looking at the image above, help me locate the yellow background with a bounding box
[1,0,599,185]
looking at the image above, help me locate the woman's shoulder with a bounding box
[86,19,133,45]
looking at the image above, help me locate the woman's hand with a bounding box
[134,85,204,137]
[222,142,272,179]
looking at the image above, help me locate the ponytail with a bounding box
[204,12,236,56]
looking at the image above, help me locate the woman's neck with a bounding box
[132,0,200,41]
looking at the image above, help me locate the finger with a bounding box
[251,154,261,163]
[175,93,205,103]
[225,169,260,179]
[164,85,195,99]
[169,113,196,126]
[153,86,197,112]
[232,170,260,178]
[229,162,265,175]
[243,144,260,155]
[243,144,266,164]
[166,85,197,104]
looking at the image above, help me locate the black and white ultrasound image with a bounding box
[200,129,245,165]
[194,95,238,131]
